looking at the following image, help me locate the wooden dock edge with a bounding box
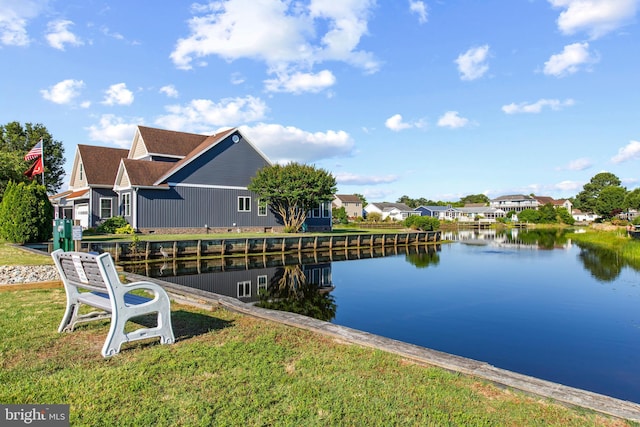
[124,273,640,423]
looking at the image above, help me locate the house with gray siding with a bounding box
[63,125,332,233]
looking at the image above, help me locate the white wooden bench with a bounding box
[52,249,175,357]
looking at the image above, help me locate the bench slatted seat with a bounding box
[52,249,175,357]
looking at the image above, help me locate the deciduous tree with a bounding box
[574,172,623,213]
[248,163,336,233]
[0,121,66,198]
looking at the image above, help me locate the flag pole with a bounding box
[40,138,45,187]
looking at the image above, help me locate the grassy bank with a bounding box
[570,228,640,267]
[0,287,632,426]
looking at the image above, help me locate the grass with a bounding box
[0,287,634,426]
[570,228,640,268]
[0,242,53,265]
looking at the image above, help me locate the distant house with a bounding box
[457,206,505,222]
[365,202,417,221]
[333,194,363,219]
[572,209,600,223]
[533,196,573,212]
[58,125,332,233]
[490,194,539,213]
[414,205,450,219]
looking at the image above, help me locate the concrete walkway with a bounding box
[120,273,640,423]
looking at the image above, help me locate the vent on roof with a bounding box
[232,134,240,143]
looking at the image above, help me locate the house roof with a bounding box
[65,189,90,200]
[120,159,174,187]
[49,190,72,201]
[77,145,129,186]
[370,202,413,212]
[137,126,210,157]
[335,194,361,203]
[416,205,448,211]
[491,194,536,202]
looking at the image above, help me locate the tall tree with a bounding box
[0,121,66,197]
[459,194,489,205]
[573,172,623,213]
[595,186,627,219]
[354,193,367,208]
[624,188,640,211]
[248,163,337,232]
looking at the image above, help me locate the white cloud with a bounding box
[437,111,470,129]
[87,114,143,148]
[155,95,268,133]
[102,83,134,106]
[554,180,583,192]
[543,42,598,77]
[502,98,575,114]
[335,172,398,185]
[409,0,428,24]
[46,20,83,50]
[40,79,85,104]
[159,85,179,98]
[385,114,425,131]
[548,0,639,39]
[385,114,411,131]
[611,140,640,163]
[0,0,46,47]
[565,157,593,171]
[264,69,336,94]
[239,123,354,164]
[455,45,490,81]
[170,0,379,93]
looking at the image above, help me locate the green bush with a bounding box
[115,224,135,234]
[404,215,440,231]
[97,216,129,234]
[0,181,53,243]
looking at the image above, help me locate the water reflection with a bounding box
[122,244,441,320]
[255,265,337,321]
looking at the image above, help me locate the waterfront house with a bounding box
[489,194,539,213]
[62,125,332,233]
[365,202,417,221]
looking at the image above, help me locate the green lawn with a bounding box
[0,286,633,426]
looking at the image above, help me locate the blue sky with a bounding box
[1,0,639,203]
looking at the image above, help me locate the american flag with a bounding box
[24,140,43,161]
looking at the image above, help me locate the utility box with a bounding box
[53,218,74,251]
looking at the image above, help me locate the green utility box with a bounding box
[53,218,74,251]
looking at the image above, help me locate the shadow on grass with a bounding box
[131,310,234,342]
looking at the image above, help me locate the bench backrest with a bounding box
[54,251,110,293]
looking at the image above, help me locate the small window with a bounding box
[237,280,251,298]
[100,198,112,219]
[312,203,321,218]
[238,196,251,212]
[258,199,267,216]
[322,201,331,218]
[122,193,131,217]
[257,275,268,293]
[79,163,83,181]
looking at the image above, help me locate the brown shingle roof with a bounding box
[78,145,129,186]
[138,126,210,157]
[335,194,362,203]
[121,159,174,187]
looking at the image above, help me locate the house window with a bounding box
[258,199,267,216]
[238,196,251,212]
[257,275,268,293]
[312,204,321,218]
[322,202,331,217]
[237,280,251,298]
[79,163,83,181]
[122,193,131,217]
[100,198,112,219]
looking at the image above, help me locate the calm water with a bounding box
[127,230,640,403]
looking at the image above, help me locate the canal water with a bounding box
[124,229,640,403]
